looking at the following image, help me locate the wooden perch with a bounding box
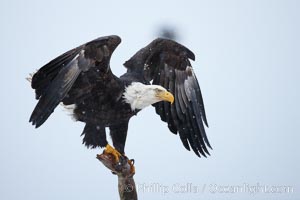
[97,152,137,200]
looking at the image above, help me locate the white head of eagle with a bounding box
[123,82,174,110]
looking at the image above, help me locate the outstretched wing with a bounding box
[30,35,121,128]
[124,38,211,157]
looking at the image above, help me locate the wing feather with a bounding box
[125,38,211,157]
[30,35,121,128]
[32,47,82,99]
[30,56,82,127]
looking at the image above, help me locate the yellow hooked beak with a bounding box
[157,91,174,104]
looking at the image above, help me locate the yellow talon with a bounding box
[128,159,135,175]
[104,144,121,162]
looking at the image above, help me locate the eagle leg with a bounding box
[104,144,122,162]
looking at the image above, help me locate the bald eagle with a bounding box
[29,35,211,162]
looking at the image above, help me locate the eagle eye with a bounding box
[155,88,163,93]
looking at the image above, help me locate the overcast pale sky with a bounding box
[1,0,299,199]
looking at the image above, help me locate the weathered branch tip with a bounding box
[97,152,137,200]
